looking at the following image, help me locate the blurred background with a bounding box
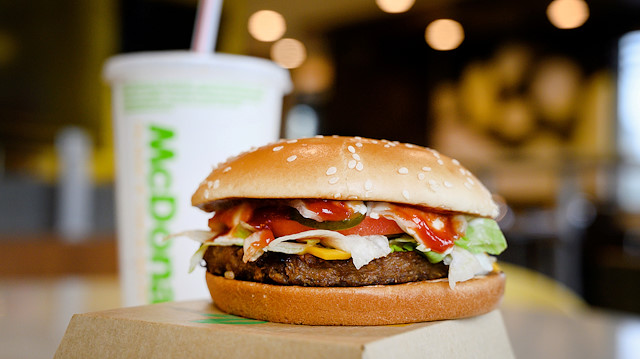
[1,0,640,357]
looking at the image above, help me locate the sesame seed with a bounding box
[418,173,425,180]
[287,155,297,162]
[398,167,409,174]
[326,166,337,175]
[402,190,410,199]
[384,144,391,148]
[213,179,220,189]
[223,166,232,173]
[371,140,378,144]
[352,153,361,161]
[467,177,474,184]
[356,162,364,171]
[452,159,460,166]
[464,182,473,189]
[354,136,362,140]
[405,143,415,148]
[329,176,339,184]
[287,139,298,143]
[315,135,324,138]
[444,181,454,188]
[365,179,373,190]
[348,160,356,169]
[273,146,284,152]
[459,168,466,175]
[348,145,356,153]
[430,183,440,191]
[437,159,444,165]
[422,166,432,171]
[355,142,363,147]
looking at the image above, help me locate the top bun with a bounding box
[192,136,498,218]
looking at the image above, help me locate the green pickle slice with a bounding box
[290,210,365,231]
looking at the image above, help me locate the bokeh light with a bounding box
[248,10,286,42]
[271,38,307,69]
[376,0,415,14]
[425,19,465,51]
[547,0,589,29]
[293,56,335,94]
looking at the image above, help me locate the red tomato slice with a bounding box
[266,215,403,237]
[338,216,403,236]
[268,218,315,237]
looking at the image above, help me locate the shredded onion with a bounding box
[264,230,390,269]
[167,230,216,243]
[444,246,495,289]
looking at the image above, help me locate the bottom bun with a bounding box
[206,271,505,326]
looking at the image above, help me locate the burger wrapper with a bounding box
[55,300,513,358]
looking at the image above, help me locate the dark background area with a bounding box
[0,0,639,314]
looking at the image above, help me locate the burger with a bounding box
[184,136,507,325]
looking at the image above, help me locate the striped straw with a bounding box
[191,0,223,53]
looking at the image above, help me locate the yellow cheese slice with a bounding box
[305,245,351,260]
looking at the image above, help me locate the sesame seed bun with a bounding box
[192,136,499,218]
[206,270,506,325]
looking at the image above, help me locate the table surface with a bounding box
[1,274,639,359]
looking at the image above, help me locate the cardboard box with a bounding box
[55,300,514,358]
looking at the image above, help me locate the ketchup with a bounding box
[390,205,461,253]
[208,200,461,254]
[250,228,275,249]
[208,202,253,231]
[302,199,355,221]
[247,206,290,229]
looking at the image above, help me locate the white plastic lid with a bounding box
[103,51,293,93]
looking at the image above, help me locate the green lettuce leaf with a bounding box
[389,242,417,253]
[455,218,507,255]
[387,219,506,264]
[388,236,416,253]
[424,250,446,264]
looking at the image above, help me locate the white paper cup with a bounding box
[103,51,292,306]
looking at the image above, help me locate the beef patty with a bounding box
[203,246,449,287]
